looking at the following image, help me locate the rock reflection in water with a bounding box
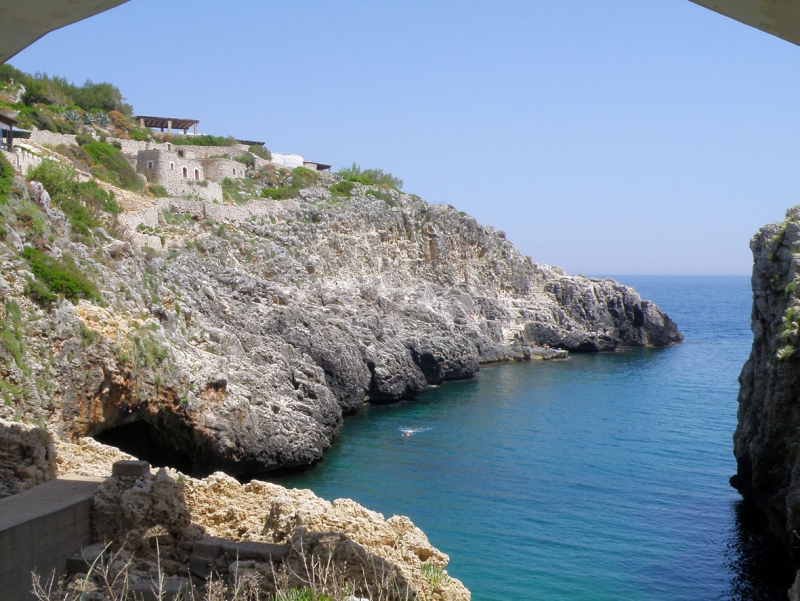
[724,499,793,600]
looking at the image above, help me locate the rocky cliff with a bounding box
[0,152,681,478]
[733,207,800,568]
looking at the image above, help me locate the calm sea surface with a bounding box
[273,276,793,600]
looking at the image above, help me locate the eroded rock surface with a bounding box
[0,172,681,477]
[84,456,468,599]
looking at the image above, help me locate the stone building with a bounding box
[135,147,246,201]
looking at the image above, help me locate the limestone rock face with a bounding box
[0,419,57,497]
[1,175,681,477]
[734,213,800,540]
[86,460,469,600]
[733,208,800,591]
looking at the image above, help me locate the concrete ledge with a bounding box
[0,477,104,601]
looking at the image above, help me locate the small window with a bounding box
[194,168,200,181]
[178,150,184,158]
[170,162,174,170]
[182,166,188,178]
[146,160,154,169]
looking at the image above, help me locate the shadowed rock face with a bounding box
[731,208,800,595]
[1,177,681,477]
[733,209,800,547]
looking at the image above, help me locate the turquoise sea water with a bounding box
[273,276,792,600]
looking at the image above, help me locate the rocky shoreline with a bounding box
[0,148,682,478]
[1,419,470,600]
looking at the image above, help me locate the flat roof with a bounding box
[237,139,265,146]
[134,115,199,130]
[304,161,332,171]
[0,114,18,127]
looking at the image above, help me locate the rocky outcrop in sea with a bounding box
[0,164,681,478]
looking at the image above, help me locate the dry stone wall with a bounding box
[27,130,78,148]
[0,419,57,498]
[1,146,41,175]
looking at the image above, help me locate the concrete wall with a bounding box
[271,152,305,169]
[0,478,103,601]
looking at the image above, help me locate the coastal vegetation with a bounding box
[336,163,403,190]
[169,134,237,147]
[0,64,132,133]
[22,246,99,305]
[26,159,122,238]
[261,167,319,200]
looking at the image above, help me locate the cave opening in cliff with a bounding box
[95,420,197,475]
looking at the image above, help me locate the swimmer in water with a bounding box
[402,429,413,437]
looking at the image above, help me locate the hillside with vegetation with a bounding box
[0,66,684,599]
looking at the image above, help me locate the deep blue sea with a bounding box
[273,276,793,600]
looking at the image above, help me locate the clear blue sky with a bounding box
[9,1,800,275]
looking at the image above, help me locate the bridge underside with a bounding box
[0,0,129,63]
[690,0,800,46]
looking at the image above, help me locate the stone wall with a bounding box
[27,130,77,148]
[1,146,42,175]
[27,130,308,177]
[138,149,204,187]
[202,157,246,181]
[0,420,57,498]
[135,149,222,201]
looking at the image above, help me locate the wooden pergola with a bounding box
[0,114,17,150]
[135,115,199,135]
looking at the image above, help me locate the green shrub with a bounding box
[0,153,14,204]
[0,300,26,374]
[16,201,46,234]
[420,562,451,589]
[0,381,22,405]
[27,159,76,199]
[170,134,236,147]
[235,152,255,169]
[149,184,169,198]
[336,162,403,190]
[16,70,131,114]
[24,276,57,307]
[221,177,246,203]
[249,144,272,160]
[329,180,355,197]
[129,126,151,142]
[0,64,27,85]
[291,166,318,187]
[369,189,396,206]
[27,160,121,238]
[260,168,318,200]
[82,140,142,191]
[261,186,296,200]
[75,133,94,146]
[22,246,99,303]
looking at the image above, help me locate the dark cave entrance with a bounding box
[95,419,197,476]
